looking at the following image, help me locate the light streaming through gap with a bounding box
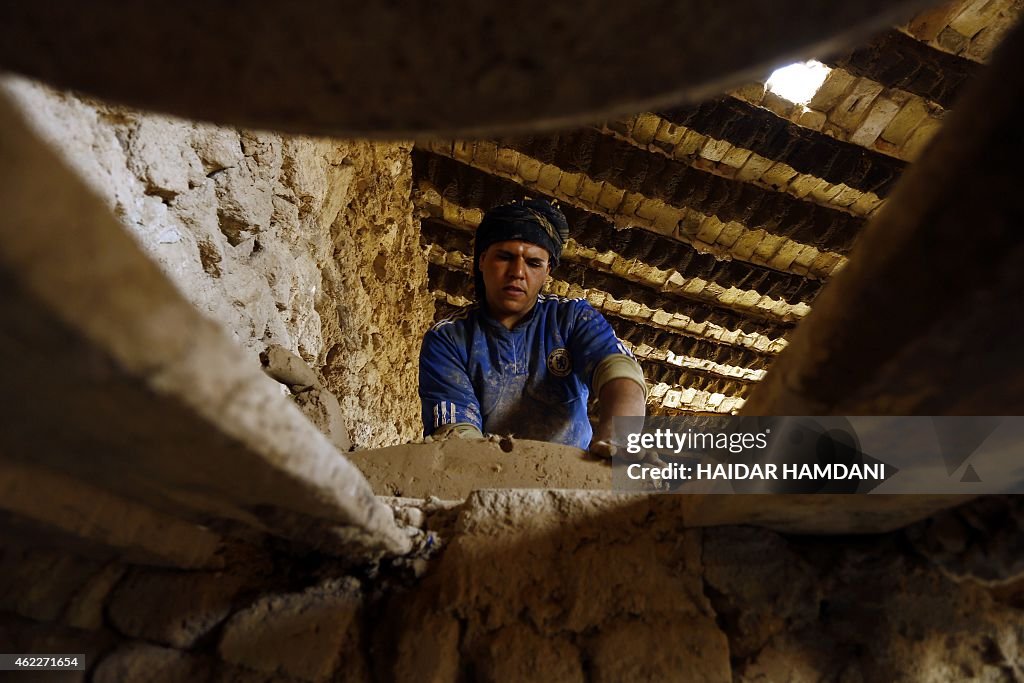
[765,60,831,105]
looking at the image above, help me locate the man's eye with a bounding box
[528,260,545,268]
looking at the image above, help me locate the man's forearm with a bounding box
[593,377,646,443]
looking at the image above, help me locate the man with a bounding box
[419,198,646,451]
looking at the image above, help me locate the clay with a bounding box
[346,436,612,498]
[262,343,353,453]
[261,343,320,389]
[293,388,352,453]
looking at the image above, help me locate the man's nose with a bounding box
[508,257,526,278]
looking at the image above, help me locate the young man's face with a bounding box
[479,240,551,327]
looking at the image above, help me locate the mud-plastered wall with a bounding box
[2,76,432,448]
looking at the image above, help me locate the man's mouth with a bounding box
[502,285,526,296]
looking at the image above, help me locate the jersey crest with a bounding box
[546,348,572,377]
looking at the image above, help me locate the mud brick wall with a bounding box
[1,495,1022,682]
[2,77,432,448]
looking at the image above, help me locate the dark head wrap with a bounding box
[472,198,569,299]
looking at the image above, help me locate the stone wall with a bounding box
[2,77,432,449]
[2,494,1021,682]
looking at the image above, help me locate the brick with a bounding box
[609,256,631,277]
[64,563,127,631]
[596,184,626,213]
[651,206,681,233]
[654,119,684,148]
[698,138,731,163]
[718,288,740,306]
[472,141,497,170]
[760,163,798,190]
[452,140,474,165]
[220,577,365,683]
[850,97,902,147]
[495,147,518,175]
[674,209,703,238]
[809,181,844,203]
[881,98,931,147]
[108,568,260,648]
[694,215,725,244]
[760,90,795,118]
[964,25,996,61]
[535,164,562,193]
[831,185,866,209]
[949,0,1006,38]
[557,171,582,196]
[680,277,707,296]
[811,252,843,277]
[829,78,884,132]
[937,26,969,54]
[753,234,785,262]
[631,113,662,145]
[577,177,603,204]
[906,1,965,41]
[798,109,827,131]
[714,222,745,249]
[673,129,706,158]
[737,289,764,309]
[731,231,763,260]
[516,156,542,183]
[731,82,766,103]
[94,644,218,683]
[734,154,774,183]
[720,146,752,170]
[808,69,857,111]
[792,246,820,270]
[851,191,884,216]
[0,547,103,622]
[633,198,661,222]
[620,301,643,318]
[618,192,644,218]
[651,309,673,325]
[788,174,820,199]
[425,139,453,157]
[768,241,803,271]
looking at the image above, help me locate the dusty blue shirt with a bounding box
[419,295,633,448]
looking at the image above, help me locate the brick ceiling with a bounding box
[413,0,1022,416]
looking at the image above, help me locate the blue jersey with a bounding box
[419,295,633,448]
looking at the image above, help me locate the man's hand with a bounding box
[590,377,646,443]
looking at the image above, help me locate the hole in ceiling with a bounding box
[766,60,831,106]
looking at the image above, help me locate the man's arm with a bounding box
[592,377,647,445]
[419,326,484,438]
[563,301,648,451]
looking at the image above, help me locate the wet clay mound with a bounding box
[347,437,611,498]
